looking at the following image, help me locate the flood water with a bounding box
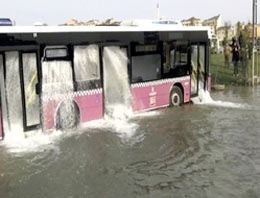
[0,86,260,198]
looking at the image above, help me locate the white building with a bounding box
[203,15,221,36]
[216,25,237,44]
[181,17,202,26]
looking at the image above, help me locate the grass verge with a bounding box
[210,53,260,86]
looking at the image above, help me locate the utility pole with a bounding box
[256,0,258,84]
[157,3,160,20]
[252,0,258,86]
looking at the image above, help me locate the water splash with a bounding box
[1,58,76,153]
[194,88,253,109]
[133,110,161,118]
[2,52,23,137]
[42,60,75,130]
[92,45,161,142]
[42,60,74,97]
[103,46,138,140]
[103,46,131,108]
[1,129,62,154]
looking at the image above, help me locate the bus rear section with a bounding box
[130,40,211,112]
[130,41,191,111]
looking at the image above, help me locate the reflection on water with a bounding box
[0,86,260,198]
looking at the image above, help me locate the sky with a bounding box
[0,0,256,26]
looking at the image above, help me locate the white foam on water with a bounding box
[133,110,161,118]
[2,106,159,153]
[106,106,138,138]
[194,89,252,109]
[78,105,140,143]
[105,104,133,120]
[2,129,63,154]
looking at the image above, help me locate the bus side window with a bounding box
[131,43,161,83]
[42,46,73,95]
[163,45,188,78]
[73,45,101,90]
[131,54,161,83]
[170,49,175,68]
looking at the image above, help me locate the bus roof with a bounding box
[0,25,211,38]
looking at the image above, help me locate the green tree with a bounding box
[242,23,252,59]
[222,22,230,46]
[236,21,243,38]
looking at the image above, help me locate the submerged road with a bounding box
[0,86,260,198]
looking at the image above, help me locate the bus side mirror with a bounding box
[35,83,41,95]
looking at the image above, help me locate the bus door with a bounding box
[20,50,41,131]
[0,50,22,133]
[198,45,206,90]
[0,47,41,133]
[102,46,130,112]
[191,44,206,96]
[191,45,199,96]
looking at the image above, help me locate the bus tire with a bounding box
[56,100,80,130]
[170,86,183,106]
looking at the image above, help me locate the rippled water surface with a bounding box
[0,86,260,198]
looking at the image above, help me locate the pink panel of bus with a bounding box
[42,89,103,131]
[131,76,190,111]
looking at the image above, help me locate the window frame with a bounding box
[162,41,189,78]
[130,42,163,83]
[43,46,70,61]
[73,44,101,82]
[73,44,102,91]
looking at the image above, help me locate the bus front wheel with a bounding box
[170,86,183,106]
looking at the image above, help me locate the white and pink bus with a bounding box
[0,25,211,140]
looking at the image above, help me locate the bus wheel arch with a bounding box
[169,83,184,106]
[55,99,80,130]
